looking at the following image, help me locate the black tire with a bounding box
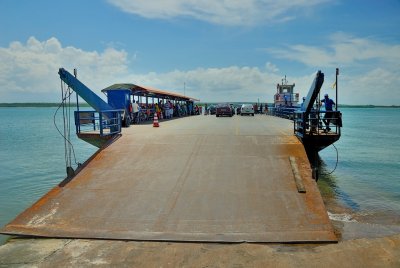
[124,115,131,127]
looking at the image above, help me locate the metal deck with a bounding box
[1,115,336,243]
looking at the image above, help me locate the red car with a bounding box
[216,103,233,117]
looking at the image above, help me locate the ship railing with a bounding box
[269,107,298,120]
[74,109,122,136]
[294,110,342,137]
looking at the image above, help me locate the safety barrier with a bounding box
[294,110,342,138]
[269,107,298,120]
[74,110,122,136]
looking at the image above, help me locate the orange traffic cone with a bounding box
[153,113,159,127]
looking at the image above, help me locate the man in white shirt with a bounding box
[132,100,139,123]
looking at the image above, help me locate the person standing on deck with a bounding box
[168,101,173,119]
[132,100,139,124]
[176,102,181,117]
[300,97,306,110]
[320,93,335,132]
[155,103,161,120]
[163,101,170,119]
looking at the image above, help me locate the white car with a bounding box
[241,104,254,116]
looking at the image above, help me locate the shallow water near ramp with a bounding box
[0,107,97,245]
[318,108,400,224]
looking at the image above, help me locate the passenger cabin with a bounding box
[102,84,199,125]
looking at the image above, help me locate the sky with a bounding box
[0,0,399,105]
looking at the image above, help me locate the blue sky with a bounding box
[0,0,399,105]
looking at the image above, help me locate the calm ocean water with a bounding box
[0,107,97,245]
[0,107,399,245]
[319,108,400,218]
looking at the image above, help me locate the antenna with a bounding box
[336,68,339,111]
[282,75,288,85]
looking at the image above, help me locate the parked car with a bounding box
[216,103,233,117]
[241,104,254,116]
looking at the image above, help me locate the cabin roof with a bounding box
[102,83,199,102]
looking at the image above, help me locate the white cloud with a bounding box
[0,36,282,103]
[266,33,400,105]
[266,62,279,72]
[1,36,398,105]
[123,65,317,104]
[267,33,400,68]
[0,37,129,101]
[339,68,400,106]
[107,0,330,26]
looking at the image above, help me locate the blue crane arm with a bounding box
[302,70,324,117]
[58,68,114,114]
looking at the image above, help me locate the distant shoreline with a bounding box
[0,103,91,108]
[0,103,399,108]
[338,104,400,108]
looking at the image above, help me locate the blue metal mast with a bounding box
[58,68,114,116]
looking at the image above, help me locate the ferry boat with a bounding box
[271,76,300,119]
[274,75,300,108]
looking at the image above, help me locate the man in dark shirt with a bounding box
[321,94,335,132]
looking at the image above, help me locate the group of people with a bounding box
[130,99,200,124]
[253,103,269,114]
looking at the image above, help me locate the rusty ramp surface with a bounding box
[1,115,337,243]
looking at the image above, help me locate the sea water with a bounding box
[0,107,399,245]
[319,108,400,220]
[0,107,97,245]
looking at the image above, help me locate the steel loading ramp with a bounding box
[1,115,336,243]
